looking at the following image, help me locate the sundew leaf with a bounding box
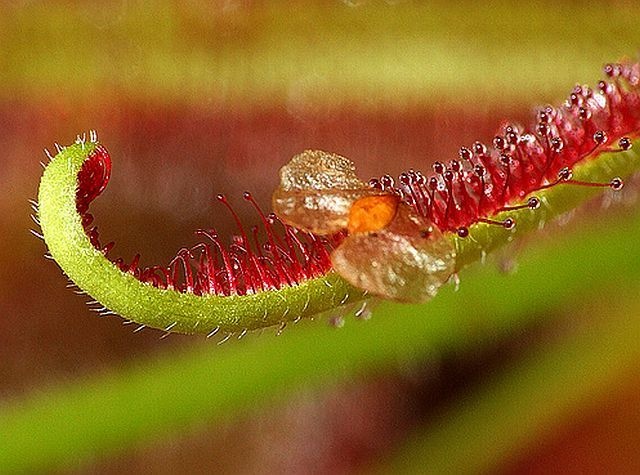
[37,140,362,335]
[36,135,640,335]
[7,199,640,473]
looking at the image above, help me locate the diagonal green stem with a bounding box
[383,288,640,475]
[7,195,640,473]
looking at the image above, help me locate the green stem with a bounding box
[7,199,640,473]
[384,289,640,475]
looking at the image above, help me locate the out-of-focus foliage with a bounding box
[2,2,639,107]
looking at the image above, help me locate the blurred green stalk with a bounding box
[2,1,640,107]
[385,284,640,474]
[2,206,640,472]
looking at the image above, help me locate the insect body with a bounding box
[347,194,398,234]
[272,150,456,303]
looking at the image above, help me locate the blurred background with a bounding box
[2,1,640,473]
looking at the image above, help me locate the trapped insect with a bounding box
[35,61,640,335]
[272,62,639,302]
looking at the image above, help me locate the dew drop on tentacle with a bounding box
[459,146,473,163]
[503,218,516,230]
[457,227,469,238]
[610,177,624,191]
[593,130,608,145]
[478,216,517,230]
[528,197,541,209]
[493,135,507,152]
[618,137,632,151]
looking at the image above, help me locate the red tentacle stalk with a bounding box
[75,150,336,296]
[384,61,640,233]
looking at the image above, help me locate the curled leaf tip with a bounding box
[38,137,365,336]
[37,61,640,335]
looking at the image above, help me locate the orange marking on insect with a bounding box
[347,194,399,234]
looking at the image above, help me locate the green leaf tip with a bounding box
[37,134,640,336]
[37,137,365,336]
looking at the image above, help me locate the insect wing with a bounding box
[331,204,456,303]
[273,188,373,235]
[272,149,372,234]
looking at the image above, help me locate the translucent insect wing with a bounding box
[272,150,373,234]
[331,204,456,303]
